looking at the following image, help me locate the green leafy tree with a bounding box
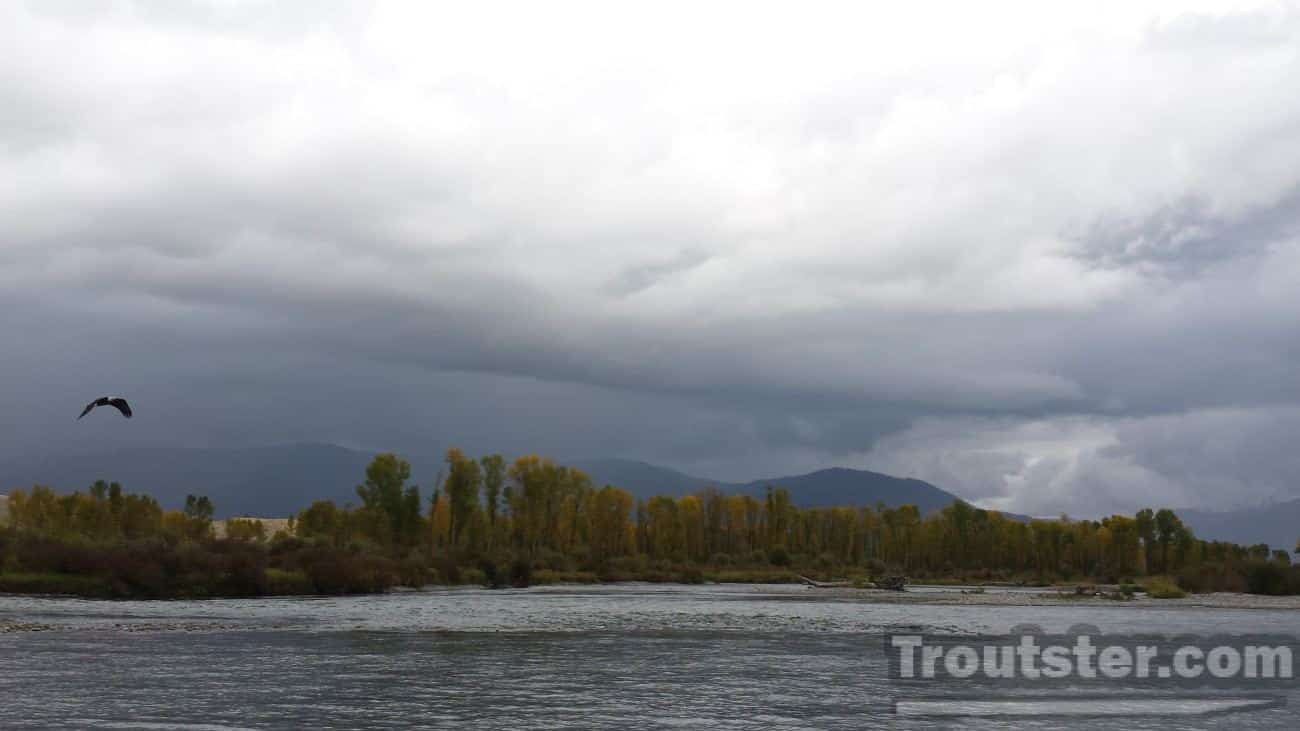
[1135,508,1155,573]
[225,518,267,543]
[1154,508,1181,573]
[355,453,418,548]
[296,500,346,546]
[180,494,215,540]
[481,454,505,527]
[184,494,214,522]
[444,448,482,546]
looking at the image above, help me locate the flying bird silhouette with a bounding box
[78,396,133,420]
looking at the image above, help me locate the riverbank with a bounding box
[0,619,53,633]
[813,585,1300,610]
[0,566,805,599]
[4,577,1299,611]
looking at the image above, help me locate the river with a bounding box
[1,584,1296,729]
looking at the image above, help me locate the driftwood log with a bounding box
[797,574,908,591]
[797,575,851,588]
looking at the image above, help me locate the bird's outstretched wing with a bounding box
[78,396,129,420]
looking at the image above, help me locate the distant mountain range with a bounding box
[0,444,969,519]
[571,458,965,515]
[0,444,1293,549]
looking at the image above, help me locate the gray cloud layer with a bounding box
[3,1,1299,515]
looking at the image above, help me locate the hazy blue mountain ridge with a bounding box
[5,445,969,519]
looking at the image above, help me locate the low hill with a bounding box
[574,459,968,515]
[732,467,961,515]
[570,458,718,497]
[1178,500,1300,554]
[0,443,377,518]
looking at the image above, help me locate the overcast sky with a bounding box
[3,1,1299,516]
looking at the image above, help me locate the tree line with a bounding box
[293,450,1297,591]
[1,449,1297,597]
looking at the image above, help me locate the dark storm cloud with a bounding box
[2,2,1300,511]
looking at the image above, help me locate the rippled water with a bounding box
[1,584,1296,729]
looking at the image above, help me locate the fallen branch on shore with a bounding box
[797,575,851,588]
[798,574,908,591]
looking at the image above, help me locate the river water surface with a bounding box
[1,584,1296,729]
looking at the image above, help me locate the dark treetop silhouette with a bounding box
[78,396,133,420]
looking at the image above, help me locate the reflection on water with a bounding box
[1,584,1296,729]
